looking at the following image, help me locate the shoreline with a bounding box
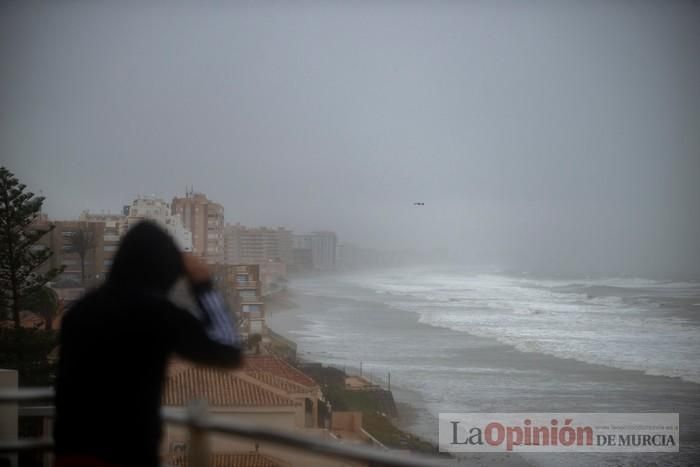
[267,281,700,466]
[266,290,442,454]
[266,288,529,466]
[267,287,700,396]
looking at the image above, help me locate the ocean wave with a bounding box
[342,271,700,385]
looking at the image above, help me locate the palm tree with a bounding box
[66,223,96,284]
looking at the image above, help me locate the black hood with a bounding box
[107,220,184,293]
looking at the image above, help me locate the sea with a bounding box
[267,267,700,466]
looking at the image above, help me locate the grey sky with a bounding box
[2,1,699,278]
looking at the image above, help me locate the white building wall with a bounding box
[126,197,193,252]
[293,232,337,271]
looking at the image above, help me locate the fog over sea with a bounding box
[268,267,700,466]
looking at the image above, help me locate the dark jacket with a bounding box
[54,221,241,466]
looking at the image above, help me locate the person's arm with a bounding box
[190,280,239,346]
[165,300,241,368]
[165,254,242,367]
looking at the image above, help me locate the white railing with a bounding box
[0,388,451,467]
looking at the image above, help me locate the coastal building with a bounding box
[124,196,192,252]
[78,211,127,273]
[79,211,127,234]
[211,264,266,341]
[224,224,293,266]
[162,361,304,465]
[171,190,224,264]
[293,232,337,272]
[161,357,363,467]
[259,261,287,295]
[233,265,265,339]
[243,355,322,428]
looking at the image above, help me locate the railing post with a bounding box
[187,400,210,467]
[0,370,19,467]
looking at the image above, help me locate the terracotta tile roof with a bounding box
[163,364,299,408]
[167,358,194,378]
[243,356,318,389]
[0,311,46,330]
[243,370,315,394]
[167,452,282,467]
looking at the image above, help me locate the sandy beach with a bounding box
[267,278,700,467]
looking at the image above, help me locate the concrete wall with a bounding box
[331,411,363,433]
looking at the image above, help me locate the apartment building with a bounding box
[211,264,266,340]
[40,220,108,284]
[171,191,224,264]
[293,232,337,272]
[124,196,192,252]
[79,211,127,273]
[224,224,293,266]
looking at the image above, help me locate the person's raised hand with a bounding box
[182,253,210,285]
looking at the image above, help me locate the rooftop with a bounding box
[163,363,299,408]
[167,451,283,467]
[243,356,318,389]
[244,370,315,395]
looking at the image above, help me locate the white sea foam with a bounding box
[344,271,700,384]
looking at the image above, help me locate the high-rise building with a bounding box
[310,231,337,271]
[171,191,224,264]
[224,224,292,265]
[79,210,128,274]
[124,196,192,252]
[211,263,265,338]
[293,232,337,271]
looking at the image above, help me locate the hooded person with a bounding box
[54,221,241,467]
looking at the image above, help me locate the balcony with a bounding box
[238,297,263,306]
[0,388,447,467]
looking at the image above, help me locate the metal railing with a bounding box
[0,388,450,467]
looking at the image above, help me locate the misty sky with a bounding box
[2,1,699,278]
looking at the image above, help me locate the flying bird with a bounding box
[413,202,425,206]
